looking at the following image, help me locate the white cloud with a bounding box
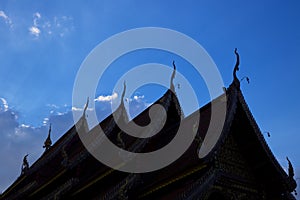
[71,107,93,112]
[28,12,42,37]
[133,95,145,101]
[0,101,77,193]
[0,10,9,20]
[0,10,13,28]
[42,117,49,125]
[29,26,41,37]
[0,108,46,192]
[34,12,41,19]
[46,104,59,109]
[71,106,82,111]
[33,12,41,27]
[50,15,73,37]
[57,112,65,116]
[0,97,152,192]
[0,97,9,112]
[20,124,30,128]
[95,92,118,102]
[28,12,73,38]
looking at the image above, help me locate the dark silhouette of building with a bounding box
[0,52,297,199]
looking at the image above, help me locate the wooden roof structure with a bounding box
[1,52,297,200]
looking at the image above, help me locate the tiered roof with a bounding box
[1,52,297,199]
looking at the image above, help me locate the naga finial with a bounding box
[121,81,126,101]
[287,157,294,178]
[170,61,176,91]
[83,97,89,117]
[233,48,240,86]
[21,154,29,174]
[43,123,52,151]
[118,81,129,124]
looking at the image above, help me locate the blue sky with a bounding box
[0,0,299,195]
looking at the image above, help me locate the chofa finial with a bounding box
[21,154,29,175]
[233,48,240,86]
[121,81,126,101]
[170,61,176,91]
[83,97,89,117]
[286,157,294,178]
[43,123,52,151]
[118,81,129,125]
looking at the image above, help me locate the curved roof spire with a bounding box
[83,97,89,117]
[43,123,52,151]
[232,48,240,87]
[121,81,126,102]
[113,81,129,136]
[287,157,295,178]
[118,80,129,123]
[170,61,176,92]
[21,154,29,174]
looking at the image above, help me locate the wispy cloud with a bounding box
[133,95,145,101]
[28,12,42,37]
[28,11,73,38]
[0,10,9,21]
[29,26,41,37]
[42,117,49,125]
[46,104,59,109]
[71,106,93,112]
[127,95,149,119]
[0,10,13,28]
[34,12,41,21]
[0,100,75,192]
[0,106,45,192]
[0,97,9,112]
[1,10,73,39]
[95,92,118,102]
[0,95,151,192]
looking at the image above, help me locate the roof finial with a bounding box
[83,97,89,117]
[21,154,29,175]
[233,48,240,86]
[286,157,294,178]
[118,81,129,124]
[43,123,52,151]
[121,81,127,104]
[170,61,176,91]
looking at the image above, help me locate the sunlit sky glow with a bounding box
[0,0,299,195]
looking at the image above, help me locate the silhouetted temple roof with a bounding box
[1,73,297,199]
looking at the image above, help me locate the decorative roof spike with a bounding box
[121,81,126,101]
[114,81,129,127]
[43,123,52,151]
[83,97,89,117]
[170,61,176,92]
[120,81,129,124]
[233,48,240,87]
[286,157,294,178]
[21,154,29,175]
